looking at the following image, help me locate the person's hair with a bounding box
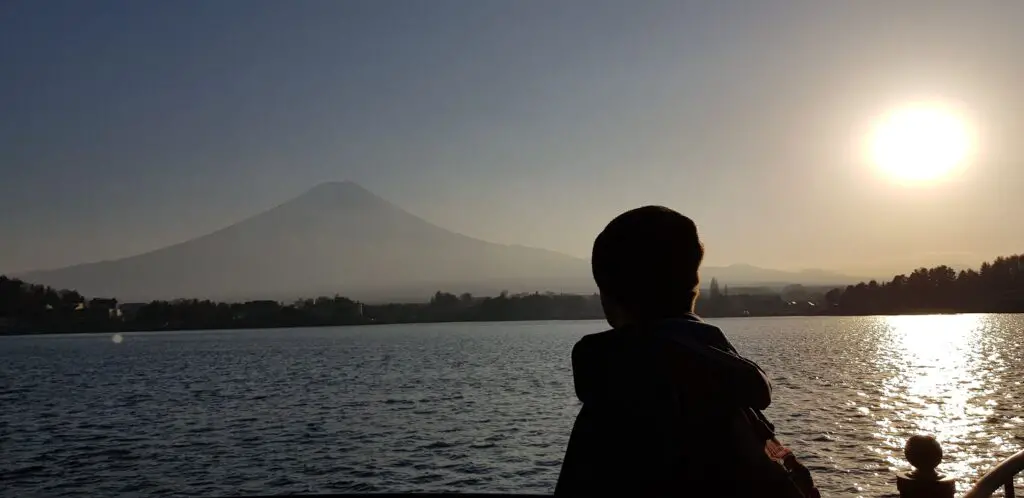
[591,206,704,320]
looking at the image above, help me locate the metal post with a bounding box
[897,435,956,498]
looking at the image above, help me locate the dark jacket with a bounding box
[555,314,804,497]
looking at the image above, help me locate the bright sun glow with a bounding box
[869,104,972,183]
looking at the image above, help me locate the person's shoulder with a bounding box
[579,328,621,343]
[680,316,734,348]
[573,328,630,367]
[683,313,725,333]
[569,329,621,402]
[573,328,622,354]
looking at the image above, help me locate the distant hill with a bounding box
[19,182,856,301]
[700,264,855,288]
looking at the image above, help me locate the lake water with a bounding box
[2,315,1023,497]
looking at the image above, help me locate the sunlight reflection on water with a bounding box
[873,315,1023,495]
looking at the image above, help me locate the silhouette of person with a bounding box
[555,206,818,497]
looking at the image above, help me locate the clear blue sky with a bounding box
[2,1,1022,276]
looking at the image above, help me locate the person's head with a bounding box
[591,206,704,328]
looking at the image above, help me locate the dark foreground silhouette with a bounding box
[557,315,817,497]
[556,205,819,497]
[1,253,1022,335]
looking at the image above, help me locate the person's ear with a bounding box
[600,293,628,328]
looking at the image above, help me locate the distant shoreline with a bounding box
[6,252,1024,336]
[1,309,1005,338]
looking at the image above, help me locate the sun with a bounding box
[868,104,972,184]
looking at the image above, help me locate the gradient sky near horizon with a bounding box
[2,0,1022,277]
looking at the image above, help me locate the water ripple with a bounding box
[1,316,1022,497]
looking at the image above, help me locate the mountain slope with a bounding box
[21,182,593,301]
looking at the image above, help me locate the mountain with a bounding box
[20,182,593,302]
[19,182,856,302]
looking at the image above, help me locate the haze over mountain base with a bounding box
[19,182,855,302]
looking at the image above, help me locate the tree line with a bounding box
[0,278,607,334]
[823,254,1024,314]
[2,253,1022,334]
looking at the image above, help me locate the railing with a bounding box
[961,447,1024,498]
[222,435,1022,498]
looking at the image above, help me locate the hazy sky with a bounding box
[2,1,1022,277]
